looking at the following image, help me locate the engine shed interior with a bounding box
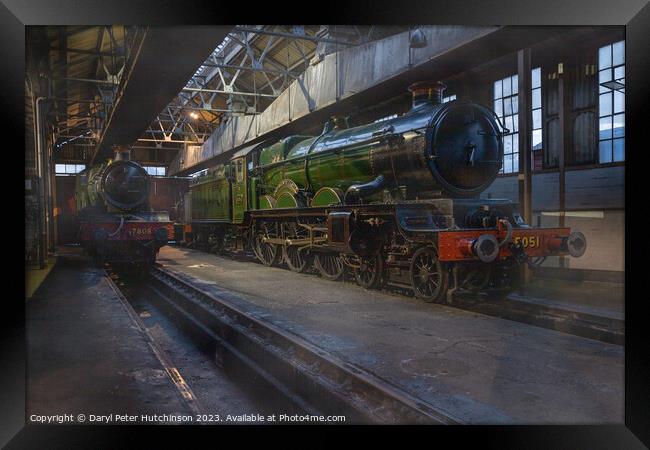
[17,18,637,436]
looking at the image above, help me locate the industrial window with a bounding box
[493,74,519,174]
[442,94,456,103]
[144,166,166,176]
[493,69,542,174]
[531,67,543,155]
[598,40,625,163]
[55,163,85,176]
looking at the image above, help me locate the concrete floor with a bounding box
[158,246,624,424]
[27,257,192,423]
[25,256,57,299]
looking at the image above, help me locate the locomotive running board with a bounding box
[148,265,461,424]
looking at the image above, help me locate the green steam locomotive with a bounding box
[75,149,173,266]
[185,81,586,302]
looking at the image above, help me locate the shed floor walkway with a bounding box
[157,246,624,424]
[27,255,192,423]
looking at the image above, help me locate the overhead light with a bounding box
[409,27,428,49]
[190,112,199,119]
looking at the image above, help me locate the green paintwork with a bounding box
[311,187,343,206]
[259,195,276,209]
[190,102,444,221]
[249,176,259,210]
[231,158,247,223]
[308,143,374,192]
[258,136,312,166]
[75,163,107,210]
[190,165,231,221]
[255,107,434,199]
[285,136,317,159]
[275,192,298,208]
[273,179,299,197]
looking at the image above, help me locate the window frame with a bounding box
[442,94,456,103]
[493,67,544,176]
[144,166,166,177]
[493,74,520,175]
[55,163,86,176]
[531,67,543,170]
[597,40,625,164]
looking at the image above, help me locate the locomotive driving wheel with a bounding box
[283,245,312,273]
[253,224,279,267]
[354,253,384,289]
[314,253,345,281]
[282,223,312,273]
[409,246,448,302]
[208,231,226,255]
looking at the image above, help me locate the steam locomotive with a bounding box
[184,81,586,302]
[75,149,173,266]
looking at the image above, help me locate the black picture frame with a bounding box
[5,0,648,446]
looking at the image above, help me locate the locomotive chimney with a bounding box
[112,144,132,162]
[408,81,446,109]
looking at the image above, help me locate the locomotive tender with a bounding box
[75,149,173,266]
[186,81,586,302]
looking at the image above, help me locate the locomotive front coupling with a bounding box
[438,220,587,263]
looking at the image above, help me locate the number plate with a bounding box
[128,227,153,237]
[513,235,541,248]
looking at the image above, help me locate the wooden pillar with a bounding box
[557,62,570,268]
[49,148,58,251]
[517,49,532,284]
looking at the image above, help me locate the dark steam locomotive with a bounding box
[184,81,587,302]
[75,149,173,266]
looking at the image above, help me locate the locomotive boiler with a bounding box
[257,81,501,206]
[75,148,173,266]
[186,81,586,302]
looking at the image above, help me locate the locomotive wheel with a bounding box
[283,245,312,273]
[209,234,226,255]
[409,246,448,302]
[281,223,312,273]
[354,253,384,289]
[314,253,345,281]
[254,233,279,267]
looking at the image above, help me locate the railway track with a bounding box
[177,245,624,345]
[106,264,461,425]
